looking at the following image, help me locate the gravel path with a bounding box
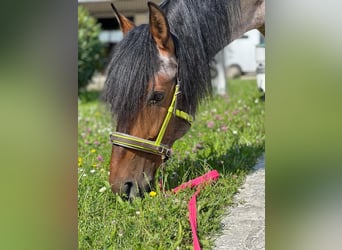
[213,154,265,250]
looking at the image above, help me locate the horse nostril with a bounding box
[123,181,133,198]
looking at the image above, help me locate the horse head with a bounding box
[106,3,191,198]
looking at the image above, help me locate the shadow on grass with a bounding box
[162,141,265,190]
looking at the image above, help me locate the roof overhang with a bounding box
[78,0,161,18]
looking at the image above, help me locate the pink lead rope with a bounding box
[172,170,220,250]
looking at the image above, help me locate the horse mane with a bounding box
[103,0,241,126]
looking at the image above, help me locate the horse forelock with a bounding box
[103,25,160,127]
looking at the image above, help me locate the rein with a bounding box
[110,84,193,160]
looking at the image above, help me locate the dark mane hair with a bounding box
[103,0,241,125]
[103,25,159,126]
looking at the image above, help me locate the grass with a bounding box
[78,79,265,249]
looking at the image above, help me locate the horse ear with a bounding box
[111,3,135,36]
[148,2,174,55]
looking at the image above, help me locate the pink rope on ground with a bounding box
[172,170,220,193]
[172,170,220,250]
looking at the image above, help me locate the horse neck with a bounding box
[238,0,265,36]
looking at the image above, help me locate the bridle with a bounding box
[110,82,193,160]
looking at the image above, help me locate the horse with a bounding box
[103,0,265,199]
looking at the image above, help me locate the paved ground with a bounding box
[213,154,265,250]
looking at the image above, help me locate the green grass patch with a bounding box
[78,79,265,249]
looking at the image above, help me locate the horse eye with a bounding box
[149,92,165,105]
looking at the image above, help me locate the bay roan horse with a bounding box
[104,0,265,199]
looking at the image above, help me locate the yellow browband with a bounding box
[110,84,193,159]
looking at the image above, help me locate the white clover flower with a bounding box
[99,186,107,193]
